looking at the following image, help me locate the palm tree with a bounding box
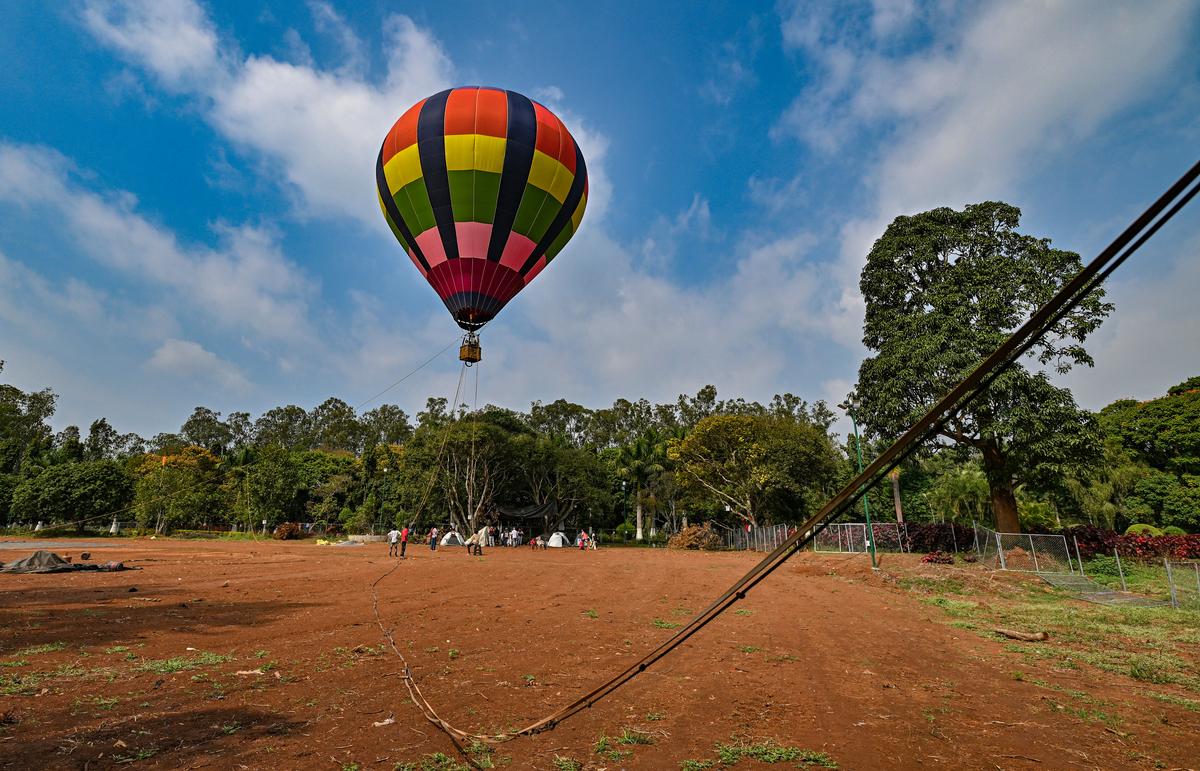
[618,433,664,541]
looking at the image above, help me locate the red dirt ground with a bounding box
[0,539,1196,770]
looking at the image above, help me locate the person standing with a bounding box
[400,525,409,558]
[387,526,401,557]
[429,526,439,551]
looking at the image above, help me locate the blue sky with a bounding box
[0,0,1197,439]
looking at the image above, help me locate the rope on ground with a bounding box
[370,157,1200,748]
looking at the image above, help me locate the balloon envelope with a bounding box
[377,87,588,330]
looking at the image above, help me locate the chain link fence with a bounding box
[813,522,909,554]
[716,523,792,551]
[1165,560,1200,610]
[974,523,1074,574]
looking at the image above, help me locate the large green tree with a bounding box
[668,414,840,527]
[11,460,134,530]
[854,202,1109,532]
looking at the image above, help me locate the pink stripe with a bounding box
[406,247,427,278]
[455,221,491,259]
[499,232,536,272]
[523,256,549,283]
[415,228,448,268]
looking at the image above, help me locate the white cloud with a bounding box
[147,338,251,391]
[0,142,315,350]
[83,0,453,226]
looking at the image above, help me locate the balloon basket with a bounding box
[459,332,482,365]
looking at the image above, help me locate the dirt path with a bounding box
[0,540,1196,769]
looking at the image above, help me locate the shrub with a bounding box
[667,525,723,551]
[1125,523,1164,537]
[272,522,302,540]
[921,550,954,565]
[614,521,636,540]
[903,523,975,554]
[1085,555,1121,577]
[1162,525,1188,536]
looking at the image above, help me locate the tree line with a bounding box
[1,201,1196,537]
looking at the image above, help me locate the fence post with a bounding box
[950,525,958,555]
[996,532,1007,570]
[1029,536,1041,573]
[1072,535,1084,574]
[1165,559,1178,609]
[1194,563,1200,596]
[1114,548,1126,591]
[972,520,980,556]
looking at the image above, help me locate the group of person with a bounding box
[385,524,599,557]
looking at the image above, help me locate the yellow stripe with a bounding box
[383,144,422,192]
[571,194,587,230]
[443,134,506,173]
[473,135,506,174]
[527,150,573,203]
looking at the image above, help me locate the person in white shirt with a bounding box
[387,527,400,557]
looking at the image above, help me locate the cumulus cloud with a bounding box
[83,0,453,225]
[0,142,316,350]
[147,338,251,391]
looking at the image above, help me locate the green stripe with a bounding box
[512,185,561,242]
[448,170,475,221]
[471,171,501,224]
[545,221,574,261]
[399,178,436,234]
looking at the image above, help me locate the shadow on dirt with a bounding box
[0,706,306,770]
[0,589,319,651]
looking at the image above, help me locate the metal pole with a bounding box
[1114,548,1126,591]
[1193,563,1199,597]
[1072,535,1085,575]
[1030,536,1041,573]
[849,414,878,569]
[996,532,1007,570]
[1165,559,1178,609]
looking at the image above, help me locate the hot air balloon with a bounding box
[376,87,589,363]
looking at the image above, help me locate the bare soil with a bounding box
[0,539,1196,770]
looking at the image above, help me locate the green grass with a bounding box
[681,740,837,768]
[594,734,634,762]
[136,652,230,674]
[733,609,754,616]
[104,646,129,655]
[652,618,681,630]
[16,642,65,656]
[393,752,470,771]
[738,646,761,654]
[0,660,26,668]
[552,757,582,771]
[1146,691,1200,711]
[616,728,655,745]
[583,609,598,619]
[645,711,664,721]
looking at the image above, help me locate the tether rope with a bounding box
[370,158,1200,750]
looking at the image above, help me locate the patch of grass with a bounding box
[16,642,65,656]
[93,696,118,710]
[522,674,535,684]
[136,652,230,674]
[1146,691,1200,711]
[552,757,582,771]
[113,746,158,763]
[733,609,754,616]
[652,618,681,630]
[448,649,459,660]
[104,646,129,655]
[739,646,761,654]
[583,609,598,619]
[593,734,633,762]
[254,650,269,659]
[616,728,654,745]
[394,752,471,771]
[645,711,664,721]
[1129,655,1172,684]
[0,660,26,668]
[711,740,837,767]
[465,739,493,769]
[680,760,717,771]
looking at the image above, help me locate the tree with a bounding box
[0,361,57,476]
[617,433,665,540]
[243,444,303,529]
[254,406,311,450]
[132,447,222,533]
[181,407,233,454]
[669,415,840,528]
[85,418,121,460]
[362,404,412,447]
[854,202,1109,532]
[10,460,133,531]
[310,398,364,453]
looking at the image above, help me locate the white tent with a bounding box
[440,531,465,546]
[546,531,570,548]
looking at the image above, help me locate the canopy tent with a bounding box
[440,531,465,546]
[546,531,570,548]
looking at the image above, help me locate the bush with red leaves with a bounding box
[920,550,955,565]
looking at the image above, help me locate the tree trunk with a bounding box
[890,470,904,524]
[635,485,644,541]
[981,443,1020,533]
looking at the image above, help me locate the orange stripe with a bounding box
[384,99,424,163]
[444,87,477,135]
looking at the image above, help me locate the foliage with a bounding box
[669,414,840,527]
[1125,524,1163,537]
[854,202,1109,532]
[10,460,133,530]
[921,551,955,565]
[132,446,222,533]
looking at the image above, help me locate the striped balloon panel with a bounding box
[377,87,589,330]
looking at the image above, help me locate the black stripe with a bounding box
[486,91,537,262]
[375,145,430,273]
[417,89,458,260]
[521,143,587,276]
